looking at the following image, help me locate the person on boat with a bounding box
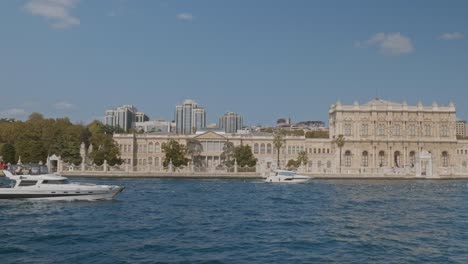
[0,161,5,169]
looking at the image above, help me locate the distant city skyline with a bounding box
[0,1,467,125]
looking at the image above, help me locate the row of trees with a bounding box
[133,132,344,171]
[161,140,258,168]
[0,114,122,166]
[273,133,346,171]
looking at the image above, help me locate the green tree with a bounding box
[233,145,257,167]
[0,143,16,164]
[186,139,204,167]
[162,140,189,168]
[220,142,235,167]
[305,131,329,138]
[89,135,122,166]
[273,134,284,168]
[0,114,117,166]
[87,121,122,166]
[335,135,345,173]
[287,159,300,169]
[297,150,308,165]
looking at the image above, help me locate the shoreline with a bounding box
[62,173,468,180]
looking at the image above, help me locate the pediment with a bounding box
[377,116,387,121]
[194,131,227,140]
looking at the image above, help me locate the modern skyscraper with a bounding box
[219,112,243,133]
[105,105,148,132]
[456,120,467,138]
[135,112,149,123]
[175,99,206,134]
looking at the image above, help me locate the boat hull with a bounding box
[264,176,310,183]
[0,187,124,201]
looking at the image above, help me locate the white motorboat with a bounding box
[0,170,124,201]
[265,170,311,183]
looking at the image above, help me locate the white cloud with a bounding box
[24,0,80,29]
[439,32,464,40]
[355,32,414,56]
[54,101,74,110]
[0,108,27,117]
[177,13,193,21]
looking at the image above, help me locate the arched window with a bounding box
[409,124,416,136]
[442,151,449,167]
[362,151,369,167]
[155,143,161,153]
[378,124,386,136]
[317,160,322,168]
[344,123,352,136]
[394,151,401,167]
[378,151,385,167]
[440,125,449,137]
[260,144,266,154]
[463,161,467,168]
[360,124,369,136]
[409,151,416,167]
[318,148,321,154]
[344,151,352,167]
[155,157,160,166]
[148,157,153,165]
[254,143,259,154]
[288,146,291,154]
[425,124,432,136]
[327,161,332,168]
[314,148,317,154]
[148,142,154,153]
[393,124,401,136]
[143,144,147,153]
[267,144,272,154]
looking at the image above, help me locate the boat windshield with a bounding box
[42,179,69,185]
[278,171,296,177]
[0,177,16,188]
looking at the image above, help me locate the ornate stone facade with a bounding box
[113,98,468,176]
[329,99,460,176]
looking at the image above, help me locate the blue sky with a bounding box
[0,0,467,126]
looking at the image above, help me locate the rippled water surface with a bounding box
[1,179,468,263]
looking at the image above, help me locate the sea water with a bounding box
[1,179,467,263]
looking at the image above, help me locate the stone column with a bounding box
[403,146,408,168]
[234,159,238,173]
[103,160,108,172]
[389,146,393,168]
[169,159,173,172]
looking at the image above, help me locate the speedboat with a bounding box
[0,170,124,201]
[265,170,311,183]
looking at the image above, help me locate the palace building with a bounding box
[113,98,468,176]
